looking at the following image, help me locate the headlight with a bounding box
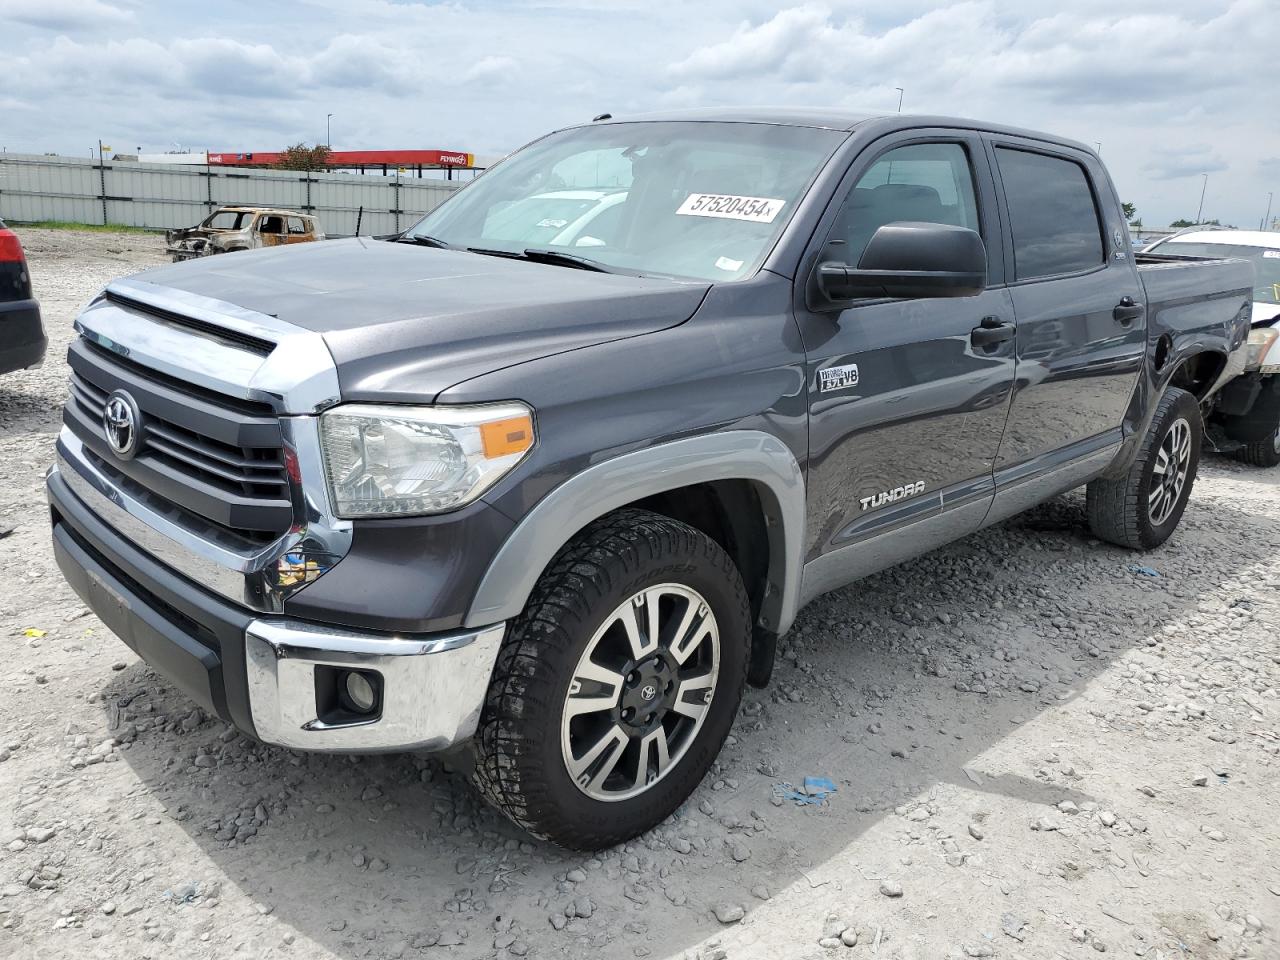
[1246,327,1279,371]
[319,402,534,518]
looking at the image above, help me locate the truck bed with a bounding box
[1136,253,1253,333]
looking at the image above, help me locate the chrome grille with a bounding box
[64,338,292,539]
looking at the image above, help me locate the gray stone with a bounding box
[879,880,903,898]
[713,903,745,924]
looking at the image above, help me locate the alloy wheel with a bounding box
[1149,417,1192,526]
[560,583,720,802]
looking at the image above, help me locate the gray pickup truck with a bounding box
[47,110,1251,849]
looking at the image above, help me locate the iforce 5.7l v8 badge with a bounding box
[818,363,860,393]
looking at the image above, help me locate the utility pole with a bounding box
[97,139,108,226]
[326,113,334,148]
[1262,192,1274,232]
[1196,173,1208,223]
[1094,141,1101,155]
[894,87,904,112]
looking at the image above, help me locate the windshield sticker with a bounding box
[676,193,785,223]
[1263,250,1280,259]
[715,255,744,272]
[536,218,569,229]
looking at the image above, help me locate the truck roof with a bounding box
[591,108,1095,154]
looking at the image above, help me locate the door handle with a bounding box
[970,316,1015,348]
[1113,296,1144,324]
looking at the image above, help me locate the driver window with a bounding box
[832,142,980,266]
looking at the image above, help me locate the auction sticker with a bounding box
[676,193,785,223]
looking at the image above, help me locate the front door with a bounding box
[793,134,1016,590]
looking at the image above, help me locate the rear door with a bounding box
[793,130,1016,581]
[985,138,1145,479]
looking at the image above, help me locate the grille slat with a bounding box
[64,335,292,539]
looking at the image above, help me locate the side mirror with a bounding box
[813,222,987,307]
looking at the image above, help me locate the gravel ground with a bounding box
[1,227,1278,960]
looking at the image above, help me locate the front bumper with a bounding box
[48,463,504,753]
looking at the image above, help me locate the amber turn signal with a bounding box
[480,415,534,458]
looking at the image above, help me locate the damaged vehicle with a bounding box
[1144,228,1280,466]
[165,207,324,262]
[50,110,1252,849]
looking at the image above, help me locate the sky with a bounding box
[1,0,1277,230]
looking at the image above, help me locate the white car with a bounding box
[1144,229,1280,465]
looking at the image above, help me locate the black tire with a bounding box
[471,508,750,849]
[1087,386,1202,550]
[1235,425,1280,468]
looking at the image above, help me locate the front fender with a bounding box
[463,430,806,637]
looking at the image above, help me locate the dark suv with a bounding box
[47,111,1251,848]
[0,219,46,374]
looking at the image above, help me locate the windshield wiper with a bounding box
[396,234,451,248]
[522,248,612,273]
[465,246,613,273]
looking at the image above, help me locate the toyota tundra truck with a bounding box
[47,110,1252,849]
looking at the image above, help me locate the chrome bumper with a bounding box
[49,449,506,754]
[245,619,505,752]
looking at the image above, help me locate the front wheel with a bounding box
[1087,386,1202,550]
[471,508,750,849]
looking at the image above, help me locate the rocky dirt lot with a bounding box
[0,227,1277,960]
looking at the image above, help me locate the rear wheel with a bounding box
[471,508,750,849]
[1235,422,1280,468]
[1087,386,1202,550]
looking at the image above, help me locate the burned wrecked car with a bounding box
[165,207,324,261]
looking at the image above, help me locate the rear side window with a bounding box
[996,148,1104,280]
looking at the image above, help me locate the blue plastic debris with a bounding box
[773,776,837,806]
[1129,564,1161,578]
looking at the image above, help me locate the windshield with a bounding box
[405,121,846,281]
[1153,240,1280,304]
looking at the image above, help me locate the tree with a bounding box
[1170,218,1196,228]
[273,143,331,171]
[1121,202,1137,221]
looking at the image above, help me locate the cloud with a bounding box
[0,0,1275,229]
[1142,145,1229,181]
[464,56,520,86]
[0,0,132,30]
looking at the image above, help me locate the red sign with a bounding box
[206,149,475,168]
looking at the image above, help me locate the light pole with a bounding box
[1195,173,1208,223]
[1262,192,1274,232]
[894,87,904,112]
[326,113,334,148]
[1094,141,1101,155]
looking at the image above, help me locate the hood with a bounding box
[136,237,710,402]
[1252,301,1280,326]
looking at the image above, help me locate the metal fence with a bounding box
[0,153,464,236]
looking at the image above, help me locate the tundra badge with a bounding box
[859,480,926,511]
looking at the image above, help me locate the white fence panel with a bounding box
[0,154,463,235]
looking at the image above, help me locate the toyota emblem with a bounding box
[640,684,658,702]
[103,390,142,459]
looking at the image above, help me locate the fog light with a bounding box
[341,671,378,714]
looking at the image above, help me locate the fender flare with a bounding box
[463,430,806,637]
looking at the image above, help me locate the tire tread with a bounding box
[471,508,749,848]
